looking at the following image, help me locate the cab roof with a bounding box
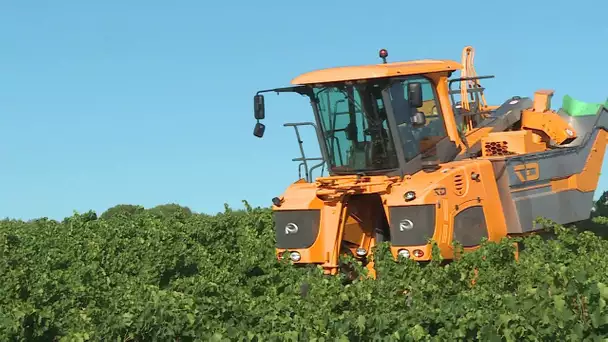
[290,59,462,85]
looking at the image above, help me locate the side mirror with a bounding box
[407,82,423,108]
[254,94,265,120]
[253,122,265,138]
[411,112,426,128]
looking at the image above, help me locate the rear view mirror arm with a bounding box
[256,85,313,97]
[252,86,313,138]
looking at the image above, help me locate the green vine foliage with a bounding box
[1,197,608,341]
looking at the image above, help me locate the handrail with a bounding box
[284,122,326,182]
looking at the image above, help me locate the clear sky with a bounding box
[0,0,606,220]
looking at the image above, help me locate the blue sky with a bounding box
[0,0,606,220]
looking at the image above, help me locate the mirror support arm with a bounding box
[252,86,313,139]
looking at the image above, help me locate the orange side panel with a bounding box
[280,201,346,274]
[382,159,508,261]
[551,130,608,193]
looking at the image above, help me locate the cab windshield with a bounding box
[312,77,449,175]
[312,82,399,173]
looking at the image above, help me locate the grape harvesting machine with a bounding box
[252,46,608,276]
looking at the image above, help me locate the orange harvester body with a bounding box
[252,46,608,276]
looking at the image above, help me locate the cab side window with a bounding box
[401,77,449,153]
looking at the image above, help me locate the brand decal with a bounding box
[513,162,540,182]
[434,187,447,196]
[399,219,414,231]
[285,223,299,235]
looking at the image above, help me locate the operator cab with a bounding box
[253,49,463,179]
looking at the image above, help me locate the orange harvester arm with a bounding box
[520,90,577,144]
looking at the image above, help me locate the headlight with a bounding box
[290,251,301,262]
[398,249,410,259]
[355,247,367,257]
[404,191,416,201]
[412,249,424,258]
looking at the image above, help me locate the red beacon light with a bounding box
[379,49,388,63]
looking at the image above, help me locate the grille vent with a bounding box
[454,173,465,196]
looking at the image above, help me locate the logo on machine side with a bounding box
[399,219,414,231]
[285,223,299,235]
[434,187,447,196]
[513,162,540,182]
